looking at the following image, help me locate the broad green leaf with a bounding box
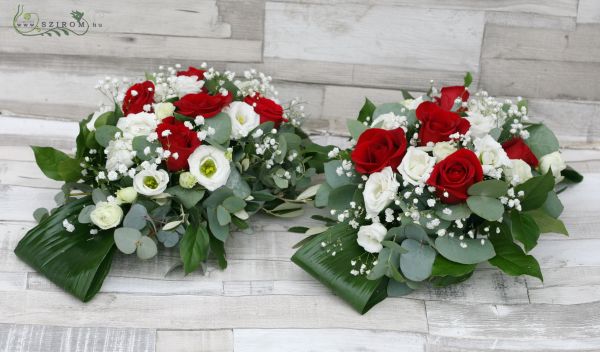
[77,205,95,224]
[14,197,115,302]
[204,112,231,145]
[515,171,555,211]
[357,98,376,123]
[347,119,368,140]
[136,236,158,260]
[180,224,210,274]
[372,102,405,119]
[206,207,229,242]
[435,235,496,265]
[314,183,332,208]
[387,280,413,297]
[217,205,231,225]
[328,184,358,211]
[132,136,160,161]
[431,255,476,277]
[324,160,359,188]
[543,191,563,218]
[510,211,540,252]
[225,168,251,199]
[31,146,81,182]
[435,203,472,221]
[292,224,388,314]
[114,227,142,254]
[381,240,408,254]
[399,239,436,282]
[167,186,205,209]
[123,204,148,230]
[525,124,560,158]
[467,196,505,221]
[95,125,121,147]
[222,196,246,213]
[489,229,543,281]
[210,235,227,269]
[527,209,568,236]
[93,111,116,128]
[468,180,509,198]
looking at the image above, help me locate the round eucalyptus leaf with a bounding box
[157,230,180,248]
[402,223,433,245]
[466,196,505,221]
[92,188,108,204]
[95,125,121,147]
[387,280,413,297]
[33,208,49,223]
[468,180,509,198]
[136,236,158,260]
[400,239,436,282]
[77,205,96,224]
[123,204,148,230]
[114,227,142,254]
[435,203,472,221]
[435,235,496,265]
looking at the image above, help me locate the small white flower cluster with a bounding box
[283,98,307,127]
[62,218,75,233]
[151,64,206,102]
[506,97,530,139]
[320,237,344,257]
[95,76,129,104]
[336,160,353,177]
[500,187,525,212]
[235,69,277,99]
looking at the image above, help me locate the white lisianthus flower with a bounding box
[188,145,232,191]
[117,112,158,139]
[179,171,197,189]
[133,169,170,196]
[402,96,423,110]
[397,147,435,185]
[173,75,204,98]
[432,141,457,162]
[357,222,387,253]
[474,135,511,177]
[466,111,497,139]
[539,151,566,183]
[105,138,135,172]
[504,159,533,186]
[154,102,176,120]
[371,112,407,130]
[363,166,400,218]
[86,105,112,132]
[224,101,260,139]
[90,202,123,230]
[116,187,137,204]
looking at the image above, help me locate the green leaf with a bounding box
[273,175,289,189]
[489,229,543,281]
[292,224,388,314]
[226,167,251,199]
[31,146,82,182]
[431,271,474,287]
[327,184,358,211]
[515,171,555,211]
[468,180,509,198]
[204,112,231,145]
[372,103,405,119]
[180,224,210,274]
[387,280,413,297]
[77,205,95,224]
[222,196,246,213]
[527,209,568,235]
[467,196,505,221]
[93,111,116,128]
[464,72,473,87]
[543,191,564,218]
[217,205,231,226]
[399,239,436,282]
[382,240,408,254]
[356,98,376,123]
[136,236,158,260]
[562,166,583,183]
[92,188,108,204]
[347,119,368,140]
[33,208,49,223]
[435,235,496,265]
[14,197,115,302]
[435,203,472,221]
[94,125,121,147]
[401,90,415,100]
[206,207,229,242]
[525,124,560,159]
[114,227,142,254]
[510,211,540,252]
[431,255,476,277]
[324,160,359,188]
[210,235,227,269]
[132,136,160,161]
[167,186,205,209]
[314,183,332,208]
[123,204,148,230]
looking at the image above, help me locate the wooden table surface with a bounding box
[1,115,600,352]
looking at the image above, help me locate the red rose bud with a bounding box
[435,85,470,111]
[350,128,408,175]
[156,116,202,172]
[174,92,232,118]
[122,81,155,116]
[176,66,205,80]
[416,102,470,146]
[426,149,483,204]
[244,94,287,127]
[501,137,539,167]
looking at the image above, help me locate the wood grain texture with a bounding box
[156,330,233,352]
[577,0,600,23]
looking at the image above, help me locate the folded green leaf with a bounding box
[527,209,568,236]
[180,224,210,274]
[489,228,543,281]
[510,211,540,252]
[292,224,388,314]
[357,98,376,123]
[14,197,115,302]
[516,171,555,211]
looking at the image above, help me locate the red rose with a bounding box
[174,92,232,118]
[416,102,470,146]
[177,66,205,80]
[156,116,202,171]
[501,137,539,167]
[435,86,470,111]
[244,94,287,127]
[122,81,155,116]
[426,149,483,204]
[350,128,407,174]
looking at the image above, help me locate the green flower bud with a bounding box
[179,171,197,189]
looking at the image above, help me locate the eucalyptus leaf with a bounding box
[95,125,121,147]
[204,112,231,145]
[543,191,564,218]
[136,236,158,260]
[467,196,505,221]
[77,205,95,224]
[525,124,560,158]
[92,189,108,204]
[387,280,413,297]
[226,167,252,199]
[157,230,180,248]
[123,204,148,230]
[114,227,142,254]
[33,208,49,223]
[217,205,232,226]
[399,239,436,282]
[324,160,359,188]
[468,180,509,198]
[435,235,496,265]
[315,183,332,208]
[167,186,205,209]
[347,119,368,140]
[435,203,471,221]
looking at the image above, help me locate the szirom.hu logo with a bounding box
[13,5,102,37]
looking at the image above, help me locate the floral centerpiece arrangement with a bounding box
[291,74,583,314]
[15,63,326,302]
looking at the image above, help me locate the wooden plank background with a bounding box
[1,1,600,351]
